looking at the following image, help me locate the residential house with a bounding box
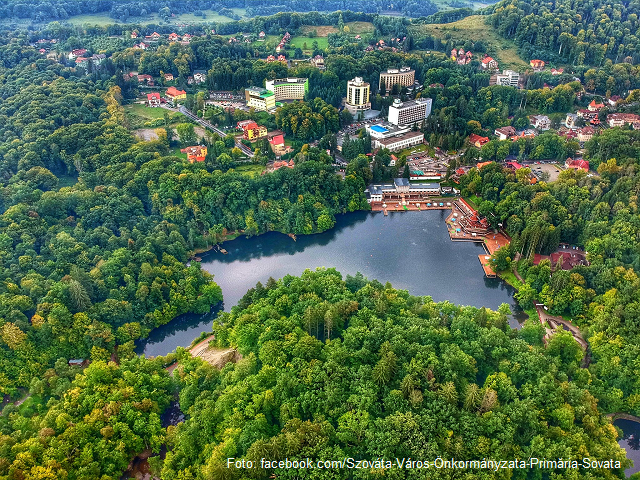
[68,48,87,60]
[588,99,604,111]
[481,56,498,70]
[131,31,138,39]
[138,74,154,86]
[182,34,192,42]
[494,126,516,140]
[166,86,187,104]
[577,126,595,142]
[258,31,266,40]
[551,68,564,75]
[193,71,207,84]
[240,121,268,141]
[565,113,579,128]
[146,32,162,41]
[608,95,622,107]
[133,42,148,50]
[38,48,46,54]
[468,133,489,148]
[530,59,545,72]
[168,32,179,42]
[181,145,208,163]
[147,92,161,107]
[529,114,551,130]
[607,113,640,127]
[311,55,325,70]
[565,158,589,171]
[266,55,276,62]
[164,73,174,82]
[277,55,287,62]
[75,57,88,69]
[91,53,106,65]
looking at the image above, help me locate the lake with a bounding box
[615,419,640,477]
[136,210,521,356]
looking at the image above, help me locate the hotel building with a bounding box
[345,77,371,116]
[388,98,432,126]
[265,77,309,101]
[379,67,415,94]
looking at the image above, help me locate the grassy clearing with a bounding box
[299,21,375,37]
[125,104,185,130]
[289,36,329,51]
[232,163,264,178]
[410,15,527,69]
[465,194,482,209]
[57,175,78,189]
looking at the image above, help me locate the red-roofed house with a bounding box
[69,48,87,59]
[551,68,564,75]
[469,133,490,148]
[168,33,179,41]
[505,161,523,170]
[530,59,545,71]
[481,56,498,70]
[147,92,161,107]
[181,145,208,163]
[607,113,640,127]
[565,158,589,171]
[588,99,604,111]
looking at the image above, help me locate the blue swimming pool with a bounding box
[370,125,388,133]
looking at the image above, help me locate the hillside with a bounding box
[411,15,527,68]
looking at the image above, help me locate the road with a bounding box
[178,106,254,158]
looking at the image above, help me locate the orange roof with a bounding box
[147,92,160,100]
[166,86,186,97]
[476,161,493,169]
[481,56,495,64]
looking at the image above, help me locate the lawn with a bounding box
[299,22,375,37]
[289,36,329,52]
[124,103,185,129]
[410,15,527,69]
[232,163,264,178]
[465,194,483,209]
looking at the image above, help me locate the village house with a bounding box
[588,99,604,111]
[607,113,640,127]
[75,57,88,69]
[164,73,174,82]
[193,71,207,84]
[565,113,579,128]
[565,158,589,172]
[181,145,208,163]
[530,59,545,72]
[166,86,187,104]
[468,133,489,148]
[68,48,87,60]
[239,121,268,141]
[133,42,148,50]
[480,56,498,70]
[146,32,162,41]
[551,67,564,75]
[168,32,179,42]
[131,31,138,39]
[608,95,621,107]
[147,92,161,107]
[529,114,551,130]
[137,74,154,86]
[494,126,516,140]
[258,31,266,40]
[577,126,595,142]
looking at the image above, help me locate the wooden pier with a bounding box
[478,255,496,278]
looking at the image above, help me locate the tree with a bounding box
[176,123,197,146]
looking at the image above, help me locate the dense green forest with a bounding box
[489,0,640,65]
[161,269,628,479]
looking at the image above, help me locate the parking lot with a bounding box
[529,162,563,182]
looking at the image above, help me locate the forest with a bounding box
[3,4,640,479]
[489,0,640,65]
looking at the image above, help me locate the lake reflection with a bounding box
[137,211,521,356]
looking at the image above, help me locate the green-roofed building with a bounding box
[245,86,276,112]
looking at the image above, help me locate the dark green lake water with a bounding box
[136,210,521,356]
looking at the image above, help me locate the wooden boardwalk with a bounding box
[478,255,496,277]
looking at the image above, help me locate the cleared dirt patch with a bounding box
[190,336,242,369]
[133,128,159,141]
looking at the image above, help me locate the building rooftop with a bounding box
[269,77,308,85]
[376,131,424,146]
[247,86,274,97]
[394,178,410,187]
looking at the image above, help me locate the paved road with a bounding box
[178,106,254,158]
